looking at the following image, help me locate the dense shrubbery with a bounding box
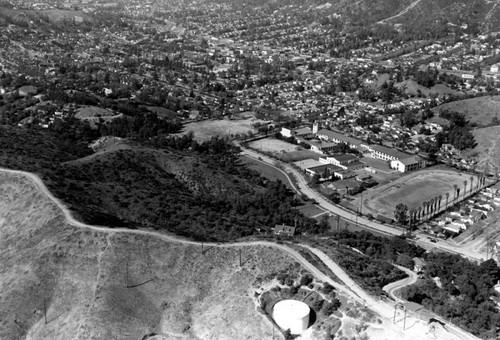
[0,125,325,241]
[401,254,500,339]
[329,231,425,267]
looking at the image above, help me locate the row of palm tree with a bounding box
[407,174,489,225]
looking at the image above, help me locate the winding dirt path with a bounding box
[377,0,423,24]
[0,167,480,340]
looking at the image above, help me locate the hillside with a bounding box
[0,126,319,241]
[432,95,500,127]
[0,8,94,27]
[467,125,500,170]
[0,171,301,340]
[214,0,500,32]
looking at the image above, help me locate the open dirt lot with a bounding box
[178,119,258,141]
[358,169,478,217]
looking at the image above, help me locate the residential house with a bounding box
[274,224,296,236]
[413,258,426,273]
[443,224,461,234]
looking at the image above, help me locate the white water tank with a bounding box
[273,299,310,335]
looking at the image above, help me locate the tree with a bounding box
[322,298,342,315]
[300,274,314,286]
[309,174,320,187]
[395,203,409,226]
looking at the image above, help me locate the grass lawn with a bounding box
[297,203,326,218]
[240,155,293,189]
[358,169,478,218]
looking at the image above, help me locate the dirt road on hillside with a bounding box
[0,167,480,340]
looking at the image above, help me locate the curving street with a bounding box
[382,265,419,302]
[239,145,485,261]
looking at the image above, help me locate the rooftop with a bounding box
[371,144,410,160]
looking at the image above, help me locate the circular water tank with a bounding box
[273,299,310,334]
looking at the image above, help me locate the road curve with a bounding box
[239,146,484,261]
[0,167,363,306]
[382,265,419,302]
[0,167,481,340]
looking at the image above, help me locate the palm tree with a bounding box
[445,192,450,208]
[453,184,458,204]
[409,209,414,226]
[438,195,443,211]
[470,176,474,196]
[463,180,467,200]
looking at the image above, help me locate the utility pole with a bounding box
[239,248,242,267]
[403,308,407,330]
[201,241,204,254]
[43,299,47,325]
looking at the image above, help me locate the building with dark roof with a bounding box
[316,129,364,149]
[369,144,409,161]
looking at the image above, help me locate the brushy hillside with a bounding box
[0,126,320,241]
[0,172,304,340]
[432,95,500,128]
[212,0,500,32]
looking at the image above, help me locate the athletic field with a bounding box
[358,169,478,218]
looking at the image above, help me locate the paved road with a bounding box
[239,146,485,261]
[0,167,481,340]
[382,265,419,302]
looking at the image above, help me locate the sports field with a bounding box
[358,169,478,218]
[248,138,319,161]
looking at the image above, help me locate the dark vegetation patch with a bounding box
[400,254,500,339]
[0,125,324,241]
